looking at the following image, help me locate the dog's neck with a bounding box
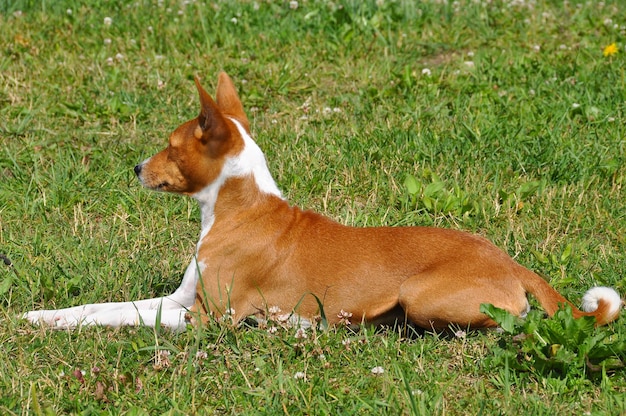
[193,118,282,245]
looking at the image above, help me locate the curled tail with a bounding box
[580,286,623,326]
[522,270,622,326]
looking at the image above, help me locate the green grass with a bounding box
[1,0,626,413]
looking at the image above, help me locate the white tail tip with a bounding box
[581,286,622,315]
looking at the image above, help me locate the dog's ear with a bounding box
[194,76,230,157]
[215,72,250,132]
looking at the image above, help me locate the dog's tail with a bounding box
[522,270,622,326]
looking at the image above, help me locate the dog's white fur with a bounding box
[581,287,622,316]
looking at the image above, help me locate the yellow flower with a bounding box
[603,43,618,57]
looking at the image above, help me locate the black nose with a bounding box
[134,164,142,176]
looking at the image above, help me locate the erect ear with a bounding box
[194,76,231,156]
[215,72,250,132]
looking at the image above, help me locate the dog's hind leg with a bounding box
[397,269,529,330]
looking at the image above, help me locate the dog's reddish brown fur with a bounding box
[139,72,622,329]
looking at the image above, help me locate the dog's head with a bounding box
[134,72,250,195]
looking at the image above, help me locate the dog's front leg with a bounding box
[23,297,190,330]
[24,258,200,331]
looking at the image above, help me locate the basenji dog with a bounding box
[25,72,622,331]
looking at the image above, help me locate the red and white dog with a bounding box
[25,72,622,331]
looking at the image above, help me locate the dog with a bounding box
[25,72,622,331]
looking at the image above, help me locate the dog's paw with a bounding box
[23,309,85,329]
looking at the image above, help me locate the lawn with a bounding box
[1,0,625,414]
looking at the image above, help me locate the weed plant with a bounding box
[1,0,625,414]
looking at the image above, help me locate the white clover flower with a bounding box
[104,17,112,26]
[104,38,112,45]
[294,371,306,380]
[289,1,298,9]
[268,306,282,315]
[230,17,238,24]
[463,61,475,68]
[154,349,172,369]
[421,68,432,76]
[277,313,291,323]
[67,9,72,15]
[337,309,353,325]
[295,328,308,340]
[115,53,124,61]
[338,309,353,319]
[371,366,385,375]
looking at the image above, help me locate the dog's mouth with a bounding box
[155,181,169,190]
[135,167,169,191]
